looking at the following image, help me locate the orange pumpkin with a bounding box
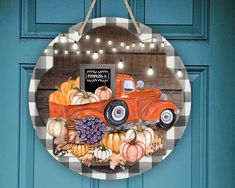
[71,142,89,157]
[60,77,80,94]
[49,88,69,105]
[120,132,145,163]
[102,130,126,154]
[95,86,112,100]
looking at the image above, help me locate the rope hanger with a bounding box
[78,0,141,35]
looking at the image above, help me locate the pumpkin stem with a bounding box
[101,86,107,90]
[119,125,124,131]
[100,144,106,151]
[136,124,143,132]
[55,85,61,91]
[81,90,89,98]
[130,131,137,144]
[55,117,65,122]
[68,76,72,81]
[77,141,84,145]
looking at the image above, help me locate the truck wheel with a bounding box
[158,109,176,129]
[104,100,129,127]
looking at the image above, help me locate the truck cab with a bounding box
[104,74,178,128]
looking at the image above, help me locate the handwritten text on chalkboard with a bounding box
[85,70,110,83]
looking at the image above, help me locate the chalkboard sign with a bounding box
[80,64,116,97]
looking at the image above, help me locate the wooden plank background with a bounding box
[36,26,183,124]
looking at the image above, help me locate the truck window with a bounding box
[123,80,135,92]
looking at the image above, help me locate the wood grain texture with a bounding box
[36,26,183,123]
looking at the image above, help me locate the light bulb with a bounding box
[61,34,66,43]
[132,43,136,47]
[99,49,104,54]
[117,60,124,69]
[112,48,117,52]
[147,66,154,76]
[108,40,112,45]
[120,42,125,47]
[139,42,145,48]
[126,45,130,50]
[54,50,58,54]
[92,51,99,59]
[150,43,155,48]
[86,50,91,55]
[64,50,68,55]
[153,37,157,43]
[44,49,48,54]
[76,51,80,55]
[177,69,183,78]
[161,42,165,48]
[85,35,90,40]
[72,42,78,50]
[96,38,101,43]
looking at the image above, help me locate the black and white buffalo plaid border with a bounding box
[29,17,191,180]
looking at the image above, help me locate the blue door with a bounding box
[1,0,235,188]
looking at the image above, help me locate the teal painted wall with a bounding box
[0,0,234,188]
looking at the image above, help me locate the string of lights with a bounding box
[45,33,183,78]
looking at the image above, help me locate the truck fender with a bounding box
[140,101,177,121]
[70,110,106,123]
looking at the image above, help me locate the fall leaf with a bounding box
[55,142,73,156]
[145,135,164,156]
[54,136,65,145]
[96,158,110,163]
[79,152,93,167]
[110,154,126,170]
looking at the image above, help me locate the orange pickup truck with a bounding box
[49,74,179,129]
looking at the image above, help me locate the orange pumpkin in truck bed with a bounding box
[49,74,179,129]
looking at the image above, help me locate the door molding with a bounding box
[20,0,209,40]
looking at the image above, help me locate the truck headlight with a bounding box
[160,93,168,100]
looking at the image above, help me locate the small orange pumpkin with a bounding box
[95,86,112,100]
[49,87,69,105]
[102,130,126,154]
[120,132,146,163]
[60,77,80,94]
[71,142,89,157]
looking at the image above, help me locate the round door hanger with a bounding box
[29,17,191,180]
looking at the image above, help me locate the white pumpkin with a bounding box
[46,118,67,137]
[126,125,154,147]
[94,145,112,161]
[71,90,100,105]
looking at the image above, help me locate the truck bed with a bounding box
[49,100,110,120]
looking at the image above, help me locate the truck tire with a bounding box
[104,100,129,127]
[158,109,176,129]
